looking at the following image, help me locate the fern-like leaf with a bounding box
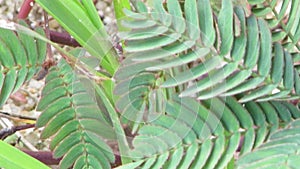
[236,118,300,169]
[249,0,300,53]
[0,21,46,106]
[114,58,169,133]
[36,59,115,169]
[118,0,300,102]
[115,96,300,169]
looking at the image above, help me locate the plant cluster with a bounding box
[0,0,300,169]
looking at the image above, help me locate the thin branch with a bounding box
[0,124,35,140]
[43,10,53,60]
[18,0,34,19]
[22,150,123,167]
[50,31,81,47]
[34,11,56,80]
[22,150,61,165]
[0,111,36,121]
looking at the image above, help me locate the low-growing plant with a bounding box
[0,0,300,169]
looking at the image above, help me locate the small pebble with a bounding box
[96,1,107,10]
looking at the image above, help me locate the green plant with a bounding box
[0,0,300,168]
[0,140,50,169]
[0,21,46,106]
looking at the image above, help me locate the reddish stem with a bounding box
[50,31,81,47]
[19,0,81,48]
[0,124,35,139]
[22,150,61,165]
[18,0,34,19]
[23,149,122,167]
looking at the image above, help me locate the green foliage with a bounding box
[35,0,119,75]
[1,0,300,169]
[0,21,46,107]
[113,0,300,168]
[248,0,300,52]
[36,58,116,169]
[237,119,300,169]
[114,58,168,133]
[113,0,131,30]
[115,96,300,169]
[118,0,300,103]
[0,141,50,169]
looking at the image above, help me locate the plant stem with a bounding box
[4,21,110,80]
[22,150,61,165]
[43,11,53,61]
[0,124,35,140]
[95,84,132,165]
[18,0,34,19]
[0,111,36,121]
[50,31,80,47]
[23,150,124,167]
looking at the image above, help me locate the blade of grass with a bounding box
[113,0,131,31]
[35,0,119,75]
[0,141,50,169]
[94,83,132,164]
[0,20,110,80]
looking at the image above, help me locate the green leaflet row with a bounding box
[115,96,300,169]
[249,0,300,52]
[116,0,300,102]
[0,21,46,107]
[36,58,116,169]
